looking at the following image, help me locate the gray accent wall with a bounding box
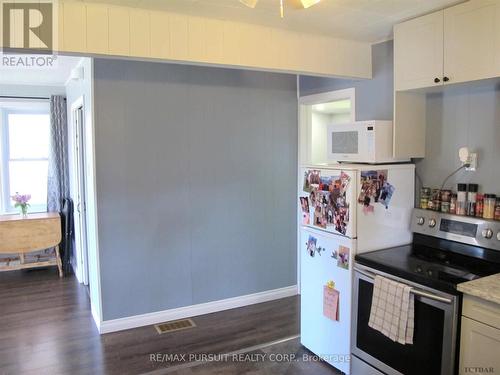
[416,83,500,194]
[300,40,394,121]
[93,59,298,320]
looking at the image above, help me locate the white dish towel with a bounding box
[368,275,414,345]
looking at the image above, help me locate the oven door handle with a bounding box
[354,266,454,304]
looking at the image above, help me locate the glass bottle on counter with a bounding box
[457,184,467,216]
[475,194,484,218]
[483,194,497,220]
[431,189,441,212]
[467,184,478,216]
[495,198,500,221]
[440,190,451,213]
[450,193,457,215]
[420,187,431,210]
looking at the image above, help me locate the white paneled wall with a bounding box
[55,1,371,78]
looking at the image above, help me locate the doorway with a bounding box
[298,88,356,166]
[71,98,89,286]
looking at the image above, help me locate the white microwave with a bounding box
[327,120,408,164]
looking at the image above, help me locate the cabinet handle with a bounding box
[443,76,450,82]
[434,77,440,83]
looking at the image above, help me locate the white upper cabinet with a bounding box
[394,0,500,91]
[444,0,500,85]
[394,11,444,91]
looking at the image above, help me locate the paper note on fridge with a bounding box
[323,285,340,321]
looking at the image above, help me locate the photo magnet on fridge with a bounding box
[379,182,395,209]
[306,235,325,257]
[358,170,395,213]
[337,246,350,270]
[303,170,321,192]
[305,169,351,236]
[299,197,310,225]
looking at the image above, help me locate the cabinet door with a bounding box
[459,316,500,375]
[444,0,500,85]
[394,11,444,91]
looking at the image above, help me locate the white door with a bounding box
[444,0,500,85]
[394,10,444,91]
[300,227,355,375]
[299,168,356,239]
[72,103,89,285]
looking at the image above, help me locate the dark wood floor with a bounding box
[0,268,340,375]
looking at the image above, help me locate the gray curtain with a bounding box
[47,95,69,212]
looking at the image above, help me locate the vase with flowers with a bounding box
[11,192,31,218]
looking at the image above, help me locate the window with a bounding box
[0,103,50,214]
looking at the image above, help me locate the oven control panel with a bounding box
[411,208,500,251]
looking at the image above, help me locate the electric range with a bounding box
[355,208,500,294]
[351,208,500,375]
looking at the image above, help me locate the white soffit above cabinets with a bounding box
[72,0,464,43]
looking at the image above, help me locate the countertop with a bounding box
[457,273,500,305]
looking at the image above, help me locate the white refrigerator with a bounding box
[299,164,414,374]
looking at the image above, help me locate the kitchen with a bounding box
[1,0,499,374]
[298,1,500,374]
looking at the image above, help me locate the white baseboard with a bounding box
[98,285,298,334]
[91,304,102,332]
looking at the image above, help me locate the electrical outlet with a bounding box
[465,153,477,171]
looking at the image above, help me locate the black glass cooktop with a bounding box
[355,234,500,294]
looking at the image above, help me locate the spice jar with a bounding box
[440,190,452,202]
[420,187,431,210]
[441,201,450,213]
[420,198,429,210]
[450,193,457,215]
[483,194,497,219]
[431,189,441,212]
[457,184,467,216]
[440,190,451,213]
[495,198,500,221]
[467,184,478,216]
[475,194,484,218]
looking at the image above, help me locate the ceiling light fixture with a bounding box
[239,0,321,18]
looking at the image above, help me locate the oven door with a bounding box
[352,265,459,375]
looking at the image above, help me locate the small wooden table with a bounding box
[0,212,63,277]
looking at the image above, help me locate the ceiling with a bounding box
[74,0,463,43]
[0,55,82,86]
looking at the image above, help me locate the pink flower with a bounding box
[11,192,31,205]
